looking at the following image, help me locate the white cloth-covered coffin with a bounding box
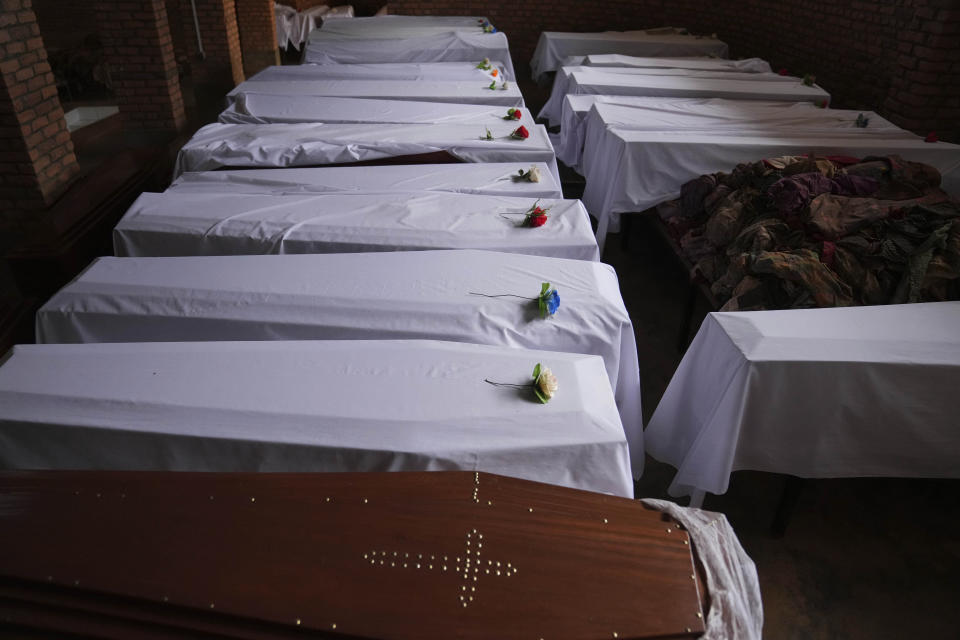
[37,250,643,473]
[530,30,729,82]
[225,80,524,108]
[245,62,503,83]
[304,30,515,80]
[645,303,960,500]
[113,192,599,261]
[582,54,770,73]
[167,163,563,199]
[317,15,489,37]
[219,95,534,126]
[172,123,560,183]
[581,128,960,245]
[566,98,901,173]
[539,68,830,126]
[0,339,633,498]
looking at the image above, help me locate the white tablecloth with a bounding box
[226,80,524,108]
[583,54,770,73]
[570,99,902,174]
[540,68,831,126]
[37,250,643,472]
[538,66,805,126]
[113,192,599,261]
[246,62,502,83]
[173,123,560,184]
[581,128,960,245]
[0,339,632,497]
[168,163,563,199]
[220,95,534,126]
[530,30,729,82]
[645,303,960,499]
[304,31,516,80]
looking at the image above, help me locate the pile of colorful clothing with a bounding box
[660,154,960,311]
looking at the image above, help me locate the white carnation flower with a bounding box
[536,367,558,400]
[527,166,541,183]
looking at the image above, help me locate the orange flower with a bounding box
[491,69,498,77]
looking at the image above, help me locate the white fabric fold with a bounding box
[226,80,524,108]
[113,192,599,261]
[645,303,960,498]
[168,163,562,199]
[37,250,643,474]
[173,123,560,184]
[530,30,728,82]
[0,340,633,497]
[583,54,770,73]
[246,62,503,83]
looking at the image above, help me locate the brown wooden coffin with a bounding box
[0,471,706,639]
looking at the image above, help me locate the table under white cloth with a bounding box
[581,128,960,247]
[246,62,502,83]
[113,192,599,261]
[645,303,960,500]
[36,250,643,473]
[0,339,633,498]
[225,80,524,108]
[539,68,831,126]
[172,123,560,184]
[304,30,516,80]
[167,163,563,199]
[569,98,902,174]
[582,54,770,73]
[220,95,533,125]
[530,30,729,82]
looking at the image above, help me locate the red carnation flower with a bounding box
[925,132,938,143]
[778,68,788,76]
[512,109,522,120]
[529,214,548,227]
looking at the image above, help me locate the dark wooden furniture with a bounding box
[0,471,706,639]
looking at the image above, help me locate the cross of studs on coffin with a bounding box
[363,528,519,608]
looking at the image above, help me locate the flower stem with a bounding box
[484,379,530,388]
[469,292,532,299]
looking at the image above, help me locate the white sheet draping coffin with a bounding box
[530,30,729,82]
[538,68,831,126]
[113,192,599,261]
[168,163,563,199]
[226,80,524,108]
[566,98,902,174]
[304,31,516,81]
[316,15,491,38]
[219,95,534,126]
[172,123,560,183]
[582,54,770,73]
[581,128,960,245]
[0,340,633,497]
[36,250,643,473]
[246,62,503,83]
[645,303,960,499]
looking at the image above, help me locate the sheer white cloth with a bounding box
[113,192,599,261]
[167,163,563,199]
[37,250,643,474]
[645,304,960,499]
[641,500,763,640]
[0,340,633,498]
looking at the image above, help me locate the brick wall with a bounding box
[95,0,186,136]
[236,0,279,76]
[0,0,79,229]
[180,0,245,86]
[382,0,959,142]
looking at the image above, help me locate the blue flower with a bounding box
[537,282,560,318]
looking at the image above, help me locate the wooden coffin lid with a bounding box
[0,471,705,639]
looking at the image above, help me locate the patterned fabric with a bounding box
[663,154,960,310]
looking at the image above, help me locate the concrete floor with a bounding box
[601,220,960,639]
